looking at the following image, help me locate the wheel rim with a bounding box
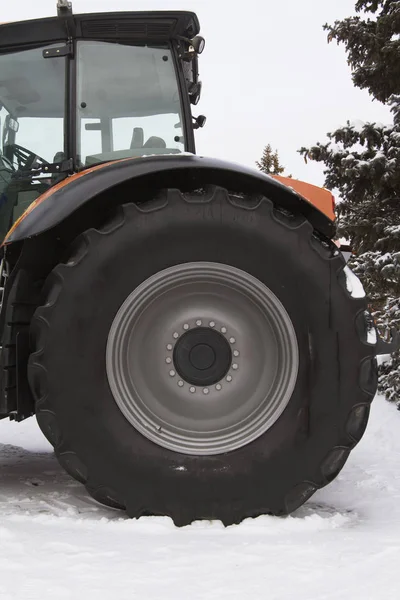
[106,262,299,455]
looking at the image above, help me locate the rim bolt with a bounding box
[166,357,172,364]
[178,380,184,387]
[233,350,239,357]
[209,321,215,328]
[190,386,196,393]
[221,326,227,334]
[196,319,202,326]
[203,388,209,395]
[183,323,190,330]
[173,332,179,339]
[226,375,232,382]
[216,384,222,391]
[166,343,173,351]
[229,337,236,344]
[169,370,176,377]
[232,363,238,370]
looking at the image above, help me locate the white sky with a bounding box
[3,0,392,187]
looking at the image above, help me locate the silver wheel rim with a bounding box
[106,262,299,455]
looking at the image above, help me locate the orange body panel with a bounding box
[3,159,131,244]
[271,175,335,221]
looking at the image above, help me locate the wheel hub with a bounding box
[190,344,215,370]
[106,261,299,455]
[173,327,232,386]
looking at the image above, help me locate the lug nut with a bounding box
[229,337,236,344]
[166,357,172,364]
[232,363,238,370]
[166,343,173,351]
[221,326,227,334]
[203,388,209,395]
[183,323,190,330]
[226,375,232,382]
[169,370,176,377]
[233,350,239,357]
[209,321,215,328]
[178,380,184,387]
[216,384,222,391]
[190,386,196,393]
[173,332,179,339]
[196,319,202,326]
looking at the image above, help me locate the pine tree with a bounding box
[300,1,400,403]
[256,144,285,175]
[324,1,400,103]
[300,99,400,403]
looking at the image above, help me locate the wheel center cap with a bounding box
[173,327,232,386]
[189,344,216,370]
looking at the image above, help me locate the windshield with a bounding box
[77,41,185,167]
[0,44,65,240]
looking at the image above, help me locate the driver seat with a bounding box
[130,128,144,149]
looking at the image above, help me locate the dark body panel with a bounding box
[5,155,335,243]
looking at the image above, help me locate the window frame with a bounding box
[74,39,195,169]
[0,42,69,169]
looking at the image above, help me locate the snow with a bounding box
[0,401,396,598]
[385,225,400,235]
[349,119,365,133]
[367,324,378,345]
[343,265,366,298]
[377,354,392,367]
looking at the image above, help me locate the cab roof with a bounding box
[0,11,200,51]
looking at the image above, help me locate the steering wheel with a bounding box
[6,143,50,171]
[0,154,14,172]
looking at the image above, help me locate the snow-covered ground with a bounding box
[0,397,398,600]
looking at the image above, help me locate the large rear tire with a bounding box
[28,186,377,525]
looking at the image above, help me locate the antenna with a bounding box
[57,0,73,17]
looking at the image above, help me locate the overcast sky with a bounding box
[4,0,392,187]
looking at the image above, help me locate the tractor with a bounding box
[0,1,397,525]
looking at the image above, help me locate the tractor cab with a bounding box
[0,2,204,240]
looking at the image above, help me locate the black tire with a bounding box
[28,186,377,525]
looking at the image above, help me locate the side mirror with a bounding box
[8,118,19,133]
[5,114,19,134]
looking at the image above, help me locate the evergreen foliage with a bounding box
[301,1,400,402]
[256,144,285,175]
[324,1,400,103]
